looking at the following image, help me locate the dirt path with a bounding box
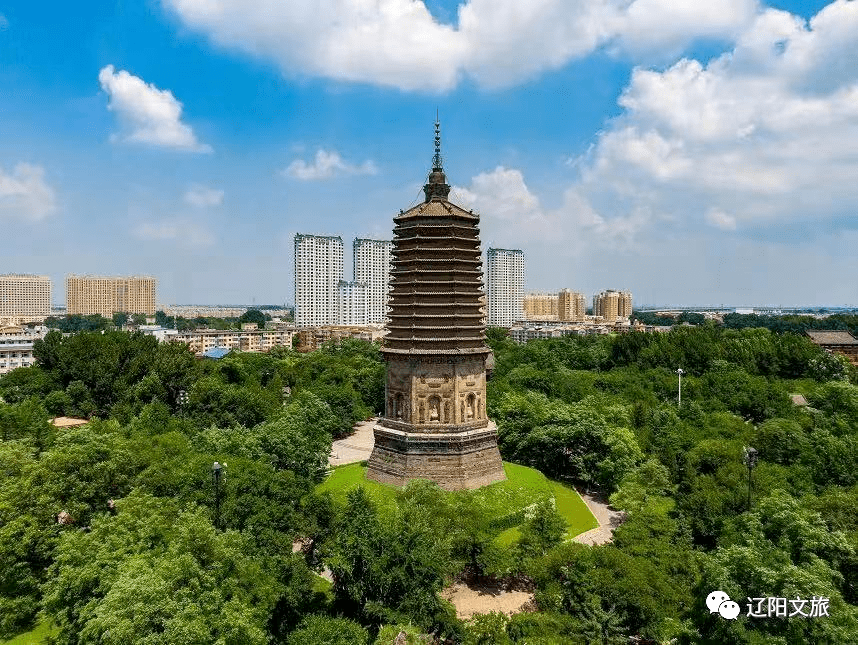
[329,418,376,466]
[441,581,534,620]
[572,489,625,545]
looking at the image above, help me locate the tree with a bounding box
[239,309,268,329]
[112,312,129,327]
[519,499,567,558]
[324,487,457,634]
[251,391,336,480]
[0,398,53,452]
[285,616,368,645]
[45,493,278,645]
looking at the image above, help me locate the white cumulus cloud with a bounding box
[452,167,549,241]
[184,184,224,207]
[283,149,377,180]
[451,166,647,251]
[0,163,57,221]
[0,14,9,30]
[162,0,759,91]
[568,0,858,237]
[98,65,211,152]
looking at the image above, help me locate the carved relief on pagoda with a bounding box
[382,355,489,430]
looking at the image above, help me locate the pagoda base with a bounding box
[366,421,506,491]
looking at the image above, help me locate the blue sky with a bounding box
[1,0,856,307]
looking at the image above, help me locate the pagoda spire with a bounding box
[432,110,443,171]
[424,112,451,202]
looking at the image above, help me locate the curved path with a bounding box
[572,489,625,546]
[329,418,376,466]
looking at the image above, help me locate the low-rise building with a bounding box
[159,305,250,318]
[294,325,387,352]
[0,325,48,375]
[173,328,296,354]
[508,318,664,344]
[138,325,296,354]
[806,330,858,365]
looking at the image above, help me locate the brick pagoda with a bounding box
[366,119,506,490]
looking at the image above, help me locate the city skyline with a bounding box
[2,1,856,307]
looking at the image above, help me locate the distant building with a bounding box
[0,274,52,325]
[523,289,586,322]
[593,289,632,323]
[805,330,858,365]
[294,325,387,352]
[66,275,156,317]
[168,327,296,354]
[486,248,524,327]
[136,325,179,342]
[337,280,369,326]
[508,318,662,344]
[294,234,344,328]
[0,325,48,375]
[559,289,586,322]
[160,305,248,318]
[353,238,392,325]
[524,293,558,320]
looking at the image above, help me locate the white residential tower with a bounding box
[486,248,525,327]
[294,234,344,327]
[353,238,392,325]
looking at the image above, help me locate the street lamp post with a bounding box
[212,461,226,529]
[676,368,684,407]
[742,447,758,511]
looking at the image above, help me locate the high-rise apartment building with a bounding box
[559,289,586,322]
[593,289,632,323]
[66,275,156,317]
[337,280,369,326]
[294,234,344,327]
[353,238,392,324]
[523,293,558,320]
[0,274,52,324]
[486,248,525,327]
[619,290,632,318]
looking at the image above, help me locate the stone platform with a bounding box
[366,421,506,491]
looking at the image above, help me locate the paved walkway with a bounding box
[329,418,376,466]
[572,489,625,546]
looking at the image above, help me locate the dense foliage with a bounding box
[1,323,857,643]
[153,308,275,331]
[633,311,858,337]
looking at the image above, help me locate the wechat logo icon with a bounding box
[707,591,741,620]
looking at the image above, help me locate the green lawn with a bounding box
[317,461,598,543]
[317,460,399,508]
[549,479,599,539]
[0,621,58,645]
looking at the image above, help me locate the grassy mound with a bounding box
[317,461,598,541]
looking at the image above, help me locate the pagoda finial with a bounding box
[423,113,451,202]
[432,110,443,171]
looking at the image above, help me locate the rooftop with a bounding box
[805,330,858,345]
